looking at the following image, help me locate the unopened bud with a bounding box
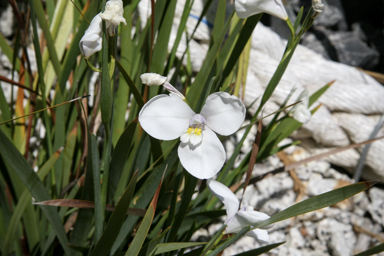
[140,73,167,86]
[312,0,324,18]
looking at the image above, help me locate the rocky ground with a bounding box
[195,131,384,256]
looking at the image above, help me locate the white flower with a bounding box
[312,0,324,13]
[79,15,103,59]
[292,89,311,124]
[138,83,246,179]
[140,73,168,86]
[79,0,126,58]
[99,0,127,36]
[207,179,272,243]
[234,0,288,20]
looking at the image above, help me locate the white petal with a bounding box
[207,179,240,219]
[178,127,225,179]
[246,229,269,244]
[200,92,246,136]
[292,103,311,123]
[139,94,195,140]
[296,88,309,106]
[236,209,270,226]
[140,73,167,86]
[99,0,126,27]
[79,15,102,59]
[190,133,203,145]
[234,0,288,20]
[180,132,190,144]
[163,82,186,100]
[225,215,245,233]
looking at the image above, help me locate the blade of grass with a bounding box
[0,129,72,254]
[354,242,384,256]
[242,120,262,198]
[206,226,251,256]
[2,149,62,256]
[108,121,137,203]
[0,95,90,126]
[139,227,171,256]
[233,242,286,256]
[89,134,103,242]
[110,149,178,254]
[151,242,207,255]
[124,167,165,256]
[166,171,198,243]
[186,11,234,110]
[308,80,334,107]
[58,0,99,92]
[33,199,145,216]
[32,0,62,79]
[116,59,145,108]
[90,172,138,256]
[253,181,377,229]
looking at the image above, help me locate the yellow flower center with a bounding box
[187,127,202,136]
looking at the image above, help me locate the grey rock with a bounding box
[288,227,306,248]
[0,4,13,38]
[317,219,356,256]
[307,173,337,196]
[302,28,380,69]
[354,233,372,254]
[368,187,384,226]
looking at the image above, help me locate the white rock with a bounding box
[368,187,384,226]
[288,227,305,248]
[307,173,337,196]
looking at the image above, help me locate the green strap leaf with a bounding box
[124,168,164,256]
[2,149,61,255]
[90,172,138,256]
[0,129,72,254]
[152,242,207,255]
[116,59,145,108]
[254,181,377,229]
[233,242,286,256]
[354,242,384,256]
[206,226,251,256]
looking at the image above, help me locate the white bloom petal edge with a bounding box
[79,15,103,59]
[292,103,311,123]
[201,92,246,136]
[234,0,288,20]
[292,89,311,123]
[139,94,195,140]
[207,179,240,219]
[246,229,269,244]
[178,128,225,179]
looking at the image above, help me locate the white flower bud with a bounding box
[140,73,167,86]
[99,0,127,36]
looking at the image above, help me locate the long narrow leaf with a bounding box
[0,129,72,254]
[233,242,286,256]
[90,172,138,256]
[354,242,384,256]
[116,59,145,108]
[2,149,62,255]
[124,167,165,256]
[253,181,377,229]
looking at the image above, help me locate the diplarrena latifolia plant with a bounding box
[0,0,380,255]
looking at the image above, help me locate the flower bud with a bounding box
[140,73,167,86]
